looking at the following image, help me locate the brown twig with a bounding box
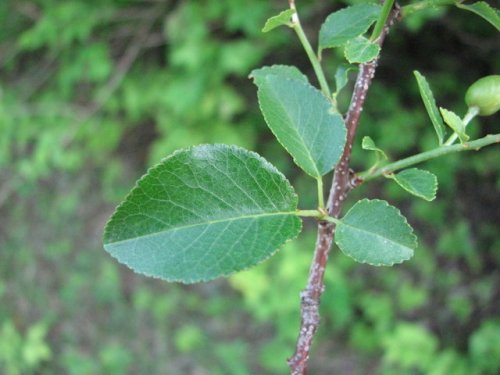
[288,5,401,374]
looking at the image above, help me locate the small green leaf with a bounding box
[103,144,302,283]
[362,136,387,161]
[334,64,356,94]
[344,36,380,64]
[319,4,381,51]
[439,107,469,143]
[250,65,308,85]
[456,1,500,31]
[262,9,296,32]
[414,71,446,145]
[391,168,438,201]
[253,75,346,178]
[335,199,417,266]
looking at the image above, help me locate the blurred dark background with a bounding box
[0,0,499,374]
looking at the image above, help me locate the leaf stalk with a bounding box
[289,2,332,97]
[316,177,325,209]
[370,0,395,41]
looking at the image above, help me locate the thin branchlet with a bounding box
[288,5,401,374]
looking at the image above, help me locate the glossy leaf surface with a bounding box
[344,36,380,64]
[335,199,417,266]
[392,168,438,201]
[319,4,381,51]
[414,71,446,145]
[253,74,346,177]
[104,144,302,283]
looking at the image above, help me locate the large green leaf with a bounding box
[414,71,446,145]
[391,168,438,201]
[252,74,346,177]
[344,36,380,64]
[319,3,381,51]
[103,144,302,283]
[456,1,500,31]
[335,199,417,266]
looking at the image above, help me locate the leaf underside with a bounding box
[335,199,417,266]
[392,168,438,201]
[252,67,346,177]
[103,144,302,283]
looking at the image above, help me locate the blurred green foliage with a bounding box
[0,0,498,374]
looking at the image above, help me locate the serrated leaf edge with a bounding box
[319,3,382,50]
[392,168,438,201]
[413,70,446,145]
[456,1,500,31]
[103,143,303,284]
[335,199,417,266]
[105,217,303,284]
[249,64,309,83]
[262,8,296,32]
[439,107,469,143]
[255,76,346,177]
[343,37,380,64]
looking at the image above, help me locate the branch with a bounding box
[357,133,500,181]
[288,5,401,374]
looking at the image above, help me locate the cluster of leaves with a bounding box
[104,2,429,282]
[103,0,498,282]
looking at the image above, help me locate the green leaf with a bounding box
[250,65,308,85]
[456,1,500,31]
[253,75,346,177]
[439,107,469,143]
[319,3,381,51]
[262,9,296,32]
[334,64,356,94]
[335,199,417,266]
[414,71,446,145]
[391,168,438,201]
[362,136,387,161]
[344,36,380,64]
[103,144,302,283]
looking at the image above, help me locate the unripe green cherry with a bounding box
[465,75,500,116]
